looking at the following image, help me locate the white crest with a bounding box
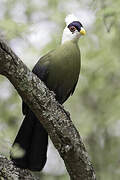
[65,14,79,26]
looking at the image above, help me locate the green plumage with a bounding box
[11,40,81,171]
[33,40,81,103]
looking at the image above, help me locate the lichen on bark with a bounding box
[0,155,36,180]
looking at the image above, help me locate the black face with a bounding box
[68,21,83,33]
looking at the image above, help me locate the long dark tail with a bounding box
[10,111,48,171]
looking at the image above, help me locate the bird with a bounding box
[10,14,86,171]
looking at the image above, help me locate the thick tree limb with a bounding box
[0,39,96,180]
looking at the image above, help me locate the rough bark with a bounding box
[0,155,36,180]
[0,39,96,180]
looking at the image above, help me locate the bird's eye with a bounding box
[69,26,76,32]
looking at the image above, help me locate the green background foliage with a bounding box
[0,0,120,179]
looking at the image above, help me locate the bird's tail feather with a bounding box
[10,111,48,171]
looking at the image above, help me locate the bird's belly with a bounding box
[46,63,79,104]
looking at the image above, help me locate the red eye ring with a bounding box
[69,26,76,32]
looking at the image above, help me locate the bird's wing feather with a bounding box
[71,80,78,95]
[22,45,79,113]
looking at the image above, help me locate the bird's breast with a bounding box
[46,41,81,103]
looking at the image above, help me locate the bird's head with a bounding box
[62,14,86,44]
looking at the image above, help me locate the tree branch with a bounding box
[0,155,36,180]
[0,39,96,180]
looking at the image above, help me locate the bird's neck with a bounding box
[61,27,79,45]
